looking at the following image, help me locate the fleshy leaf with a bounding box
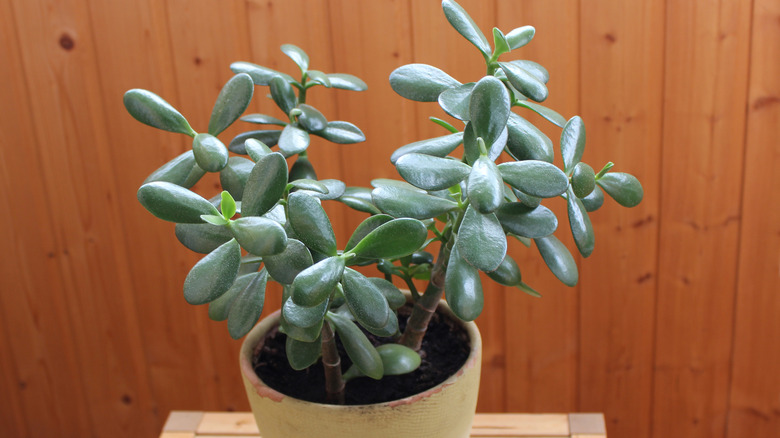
[396,153,471,191]
[486,254,522,286]
[220,156,254,201]
[192,133,229,172]
[270,76,297,115]
[137,181,219,223]
[229,216,287,256]
[438,83,475,121]
[175,222,233,254]
[456,205,506,272]
[327,73,368,91]
[505,113,554,163]
[241,113,286,126]
[561,116,586,171]
[278,124,310,157]
[264,239,313,284]
[499,62,548,102]
[442,0,491,55]
[342,268,391,330]
[571,162,596,198]
[376,344,420,376]
[581,184,605,212]
[389,64,461,102]
[241,152,288,217]
[508,60,549,84]
[288,192,337,256]
[326,312,383,380]
[445,244,484,321]
[284,292,330,329]
[209,73,254,136]
[297,104,328,132]
[495,202,558,238]
[467,155,504,214]
[470,76,511,149]
[597,172,644,207]
[143,150,205,188]
[208,272,254,321]
[368,277,407,310]
[567,189,595,257]
[183,238,241,305]
[390,132,464,164]
[372,186,459,219]
[505,25,535,50]
[535,235,578,286]
[338,187,381,214]
[498,161,569,198]
[280,44,309,73]
[227,269,268,339]
[123,89,196,136]
[228,130,281,154]
[517,101,567,127]
[345,215,394,252]
[291,256,345,307]
[286,336,322,371]
[347,218,427,260]
[314,121,365,144]
[306,70,331,88]
[492,28,510,57]
[230,61,295,85]
[463,123,508,164]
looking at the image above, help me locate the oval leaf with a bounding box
[438,82,475,121]
[456,205,507,272]
[368,277,407,310]
[571,162,596,199]
[289,156,318,181]
[230,61,294,85]
[561,116,586,171]
[467,155,504,214]
[345,214,394,252]
[376,344,421,376]
[314,121,365,144]
[442,0,491,55]
[327,73,368,91]
[372,186,459,219]
[581,184,605,212]
[535,235,578,286]
[270,76,297,115]
[338,187,382,215]
[499,62,548,102]
[278,124,310,157]
[567,190,595,257]
[390,132,464,164]
[280,44,309,73]
[220,156,254,201]
[241,113,286,126]
[495,202,558,238]
[143,150,205,188]
[227,269,268,339]
[209,73,254,136]
[208,272,253,321]
[288,192,337,256]
[506,113,554,163]
[175,222,233,254]
[498,161,569,198]
[463,122,508,164]
[286,336,322,371]
[396,153,471,191]
[228,130,281,154]
[517,101,567,127]
[342,268,391,330]
[326,312,383,380]
[508,60,549,84]
[445,244,484,321]
[291,256,345,307]
[284,293,330,328]
[137,181,218,223]
[241,152,288,217]
[505,25,535,50]
[486,254,522,286]
[470,76,511,148]
[348,218,428,260]
[229,216,287,256]
[183,238,241,305]
[389,64,461,102]
[192,133,228,172]
[597,172,643,207]
[264,239,313,284]
[123,89,195,136]
[297,104,327,132]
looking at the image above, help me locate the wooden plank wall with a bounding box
[0,0,776,437]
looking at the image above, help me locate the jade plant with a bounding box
[125,0,642,405]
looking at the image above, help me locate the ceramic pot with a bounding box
[239,298,482,438]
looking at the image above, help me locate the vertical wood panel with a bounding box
[653,1,752,437]
[496,0,581,413]
[727,0,780,435]
[577,2,664,437]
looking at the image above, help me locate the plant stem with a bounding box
[320,321,345,404]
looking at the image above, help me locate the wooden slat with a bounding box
[726,0,780,436]
[652,1,752,437]
[576,2,663,438]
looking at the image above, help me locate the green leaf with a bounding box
[264,239,313,284]
[137,181,219,223]
[326,73,367,91]
[300,179,345,201]
[467,155,504,214]
[456,205,506,272]
[337,187,381,214]
[289,179,329,194]
[288,192,337,256]
[486,254,522,286]
[314,121,365,144]
[280,44,309,73]
[463,122,507,164]
[505,26,535,50]
[284,292,330,328]
[442,0,491,55]
[430,117,460,133]
[184,238,241,305]
[508,60,549,84]
[306,70,331,88]
[518,281,542,298]
[219,156,254,201]
[561,116,586,171]
[228,130,281,154]
[505,113,554,163]
[220,191,236,220]
[326,312,383,380]
[372,186,459,219]
[229,216,287,256]
[123,89,196,136]
[495,202,558,238]
[175,222,233,254]
[278,124,310,157]
[368,277,407,310]
[438,82,475,121]
[241,152,288,217]
[241,113,287,126]
[227,269,268,339]
[571,162,596,199]
[492,28,511,57]
[470,76,511,149]
[208,272,253,321]
[396,154,471,191]
[289,156,318,181]
[230,61,295,85]
[376,344,420,376]
[348,218,427,260]
[445,244,484,321]
[581,184,605,212]
[597,172,643,207]
[342,268,391,330]
[567,189,595,257]
[389,64,461,102]
[286,336,322,371]
[192,133,228,172]
[201,214,229,226]
[499,62,548,102]
[208,73,254,136]
[345,214,394,252]
[517,101,567,127]
[512,188,541,208]
[270,76,297,115]
[143,150,206,189]
[390,133,464,164]
[291,256,345,307]
[297,104,327,132]
[498,161,569,198]
[535,235,578,286]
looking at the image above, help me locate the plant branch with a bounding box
[320,321,345,404]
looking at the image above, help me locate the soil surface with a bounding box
[253,305,471,405]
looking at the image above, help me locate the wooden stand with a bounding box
[159,411,606,437]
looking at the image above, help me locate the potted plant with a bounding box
[124,1,643,437]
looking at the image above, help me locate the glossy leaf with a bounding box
[390,132,464,164]
[241,113,286,126]
[518,282,542,298]
[509,60,548,84]
[389,64,461,102]
[342,268,391,330]
[445,244,484,321]
[505,113,553,163]
[396,153,471,191]
[220,191,236,219]
[368,277,407,310]
[499,62,548,102]
[345,214,394,252]
[326,73,368,91]
[371,178,425,192]
[286,336,321,371]
[288,192,337,256]
[229,217,287,256]
[470,76,511,148]
[463,123,507,164]
[348,218,427,260]
[289,179,329,195]
[201,214,228,226]
[123,89,195,136]
[372,186,459,219]
[512,188,541,208]
[264,239,313,284]
[492,28,510,57]
[289,156,317,181]
[571,162,596,198]
[137,181,218,223]
[468,155,504,214]
[143,150,205,188]
[486,254,522,286]
[535,235,578,286]
[284,293,330,328]
[313,180,346,200]
[270,76,297,115]
[597,172,644,207]
[306,70,331,88]
[505,25,535,50]
[219,157,254,201]
[230,61,294,85]
[242,153,287,218]
[291,256,345,307]
[438,82,475,121]
[192,133,228,172]
[442,0,491,55]
[581,184,605,212]
[278,124,310,157]
[227,269,268,339]
[517,101,566,127]
[314,121,365,144]
[297,104,327,132]
[338,187,381,214]
[209,73,254,136]
[495,202,557,238]
[175,223,233,254]
[456,205,506,272]
[376,344,420,376]
[228,130,281,154]
[207,272,252,321]
[498,161,569,198]
[183,238,241,305]
[567,189,595,257]
[326,312,383,380]
[280,44,309,73]
[561,116,585,171]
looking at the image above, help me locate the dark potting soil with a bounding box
[253,305,471,405]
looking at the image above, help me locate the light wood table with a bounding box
[160,411,607,437]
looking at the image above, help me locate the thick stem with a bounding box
[320,321,345,404]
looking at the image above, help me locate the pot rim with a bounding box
[239,297,482,409]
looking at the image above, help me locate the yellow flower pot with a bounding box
[239,299,482,438]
